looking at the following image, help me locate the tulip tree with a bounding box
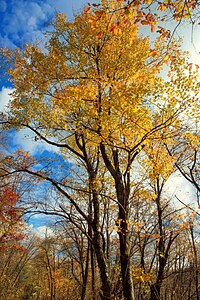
[3,1,200,299]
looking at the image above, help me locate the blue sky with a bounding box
[0,0,199,235]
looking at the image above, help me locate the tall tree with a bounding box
[2,1,199,299]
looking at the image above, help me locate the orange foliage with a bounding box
[0,186,25,251]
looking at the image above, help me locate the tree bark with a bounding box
[81,242,89,300]
[90,173,113,299]
[150,283,161,300]
[92,220,113,299]
[118,193,135,300]
[100,145,135,300]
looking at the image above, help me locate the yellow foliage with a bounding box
[4,1,200,190]
[132,267,154,284]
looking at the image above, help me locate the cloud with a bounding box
[0,86,13,112]
[0,0,91,48]
[28,213,55,238]
[32,225,54,238]
[164,172,197,210]
[12,127,58,155]
[0,0,54,47]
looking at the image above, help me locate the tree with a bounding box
[0,233,37,300]
[0,186,23,245]
[0,153,27,251]
[86,0,200,39]
[2,1,200,299]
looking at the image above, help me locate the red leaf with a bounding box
[84,6,90,13]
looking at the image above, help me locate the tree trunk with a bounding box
[90,175,113,300]
[118,216,135,300]
[149,181,166,300]
[81,242,89,300]
[100,145,135,299]
[90,244,96,300]
[190,224,200,300]
[93,230,113,300]
[117,182,135,300]
[150,283,161,300]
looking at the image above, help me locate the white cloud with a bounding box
[0,0,91,48]
[0,0,54,47]
[12,127,58,155]
[164,172,197,210]
[0,86,13,112]
[0,89,59,156]
[32,225,54,238]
